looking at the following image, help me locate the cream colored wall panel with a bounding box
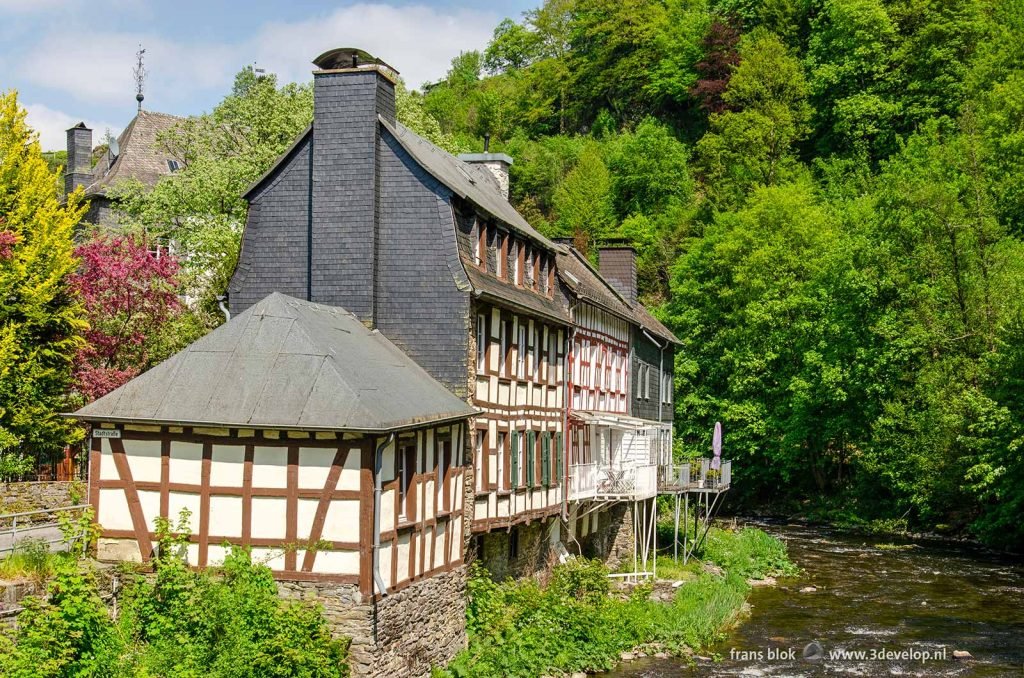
[250,496,286,539]
[298,447,335,490]
[424,480,435,518]
[453,518,462,556]
[251,447,287,488]
[311,548,360,575]
[423,529,434,573]
[296,497,319,539]
[497,495,509,518]
[210,445,245,487]
[167,492,200,532]
[98,538,141,563]
[499,382,511,406]
[137,489,160,530]
[206,543,229,566]
[433,527,446,570]
[124,439,162,483]
[396,533,411,584]
[98,444,119,480]
[379,541,393,585]
[474,498,488,520]
[381,488,396,530]
[185,543,200,567]
[209,495,243,538]
[168,442,203,484]
[338,448,361,491]
[251,546,286,571]
[98,488,132,530]
[321,499,360,543]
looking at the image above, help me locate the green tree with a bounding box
[806,0,900,161]
[0,90,86,457]
[552,144,615,253]
[697,30,811,208]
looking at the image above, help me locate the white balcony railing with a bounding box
[569,462,597,500]
[664,459,732,491]
[595,463,658,500]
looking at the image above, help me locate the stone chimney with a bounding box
[598,246,638,304]
[458,152,513,199]
[310,47,397,322]
[65,122,92,194]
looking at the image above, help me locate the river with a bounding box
[610,521,1024,677]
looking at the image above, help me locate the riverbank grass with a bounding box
[441,526,796,677]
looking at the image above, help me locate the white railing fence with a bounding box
[569,462,597,500]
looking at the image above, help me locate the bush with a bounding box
[0,544,349,677]
[446,526,796,677]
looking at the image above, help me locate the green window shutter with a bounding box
[541,432,551,487]
[510,431,519,489]
[555,432,564,483]
[526,431,536,487]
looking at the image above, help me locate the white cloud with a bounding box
[0,0,71,11]
[251,4,499,90]
[17,3,499,115]
[24,102,119,152]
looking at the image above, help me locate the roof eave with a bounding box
[63,408,477,435]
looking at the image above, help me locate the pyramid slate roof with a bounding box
[83,111,181,198]
[72,293,476,431]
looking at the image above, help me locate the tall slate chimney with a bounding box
[65,122,92,195]
[310,48,397,323]
[599,246,638,304]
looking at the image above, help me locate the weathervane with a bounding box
[134,45,147,113]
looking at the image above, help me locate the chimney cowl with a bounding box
[313,47,399,79]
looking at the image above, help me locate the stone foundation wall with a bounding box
[475,517,556,581]
[0,482,80,523]
[578,503,635,570]
[278,566,467,677]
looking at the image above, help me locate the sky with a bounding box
[0,0,537,151]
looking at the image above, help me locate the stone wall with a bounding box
[278,566,467,678]
[578,503,635,570]
[0,481,80,524]
[476,518,555,581]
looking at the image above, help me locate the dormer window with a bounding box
[166,159,181,173]
[525,246,535,288]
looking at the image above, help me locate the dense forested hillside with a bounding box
[415,0,1024,547]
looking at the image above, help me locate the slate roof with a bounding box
[71,293,476,431]
[83,111,181,198]
[381,117,557,252]
[464,267,569,325]
[555,246,679,344]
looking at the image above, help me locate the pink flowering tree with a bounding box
[71,233,183,401]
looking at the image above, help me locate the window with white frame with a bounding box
[532,326,540,381]
[548,331,558,385]
[476,314,487,373]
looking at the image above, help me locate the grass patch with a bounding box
[0,539,75,586]
[874,543,918,551]
[442,526,796,677]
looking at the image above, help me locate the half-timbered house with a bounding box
[556,245,679,571]
[72,293,475,674]
[227,48,571,581]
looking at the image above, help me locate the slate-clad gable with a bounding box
[230,133,311,311]
[375,127,471,396]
